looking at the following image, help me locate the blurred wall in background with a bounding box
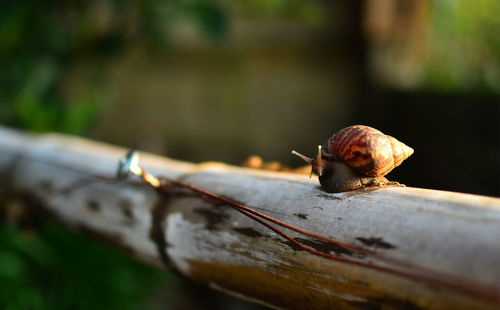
[88,2,361,166]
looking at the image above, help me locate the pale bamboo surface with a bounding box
[0,126,499,310]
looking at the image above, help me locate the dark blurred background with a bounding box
[0,0,499,309]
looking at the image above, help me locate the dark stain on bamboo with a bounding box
[280,239,304,252]
[356,237,396,249]
[86,199,100,212]
[281,237,366,258]
[119,199,134,223]
[233,227,266,238]
[293,213,308,220]
[193,207,230,231]
[39,180,53,192]
[317,193,343,200]
[149,193,173,268]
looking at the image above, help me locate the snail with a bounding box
[291,125,414,193]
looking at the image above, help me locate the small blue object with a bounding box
[117,150,138,180]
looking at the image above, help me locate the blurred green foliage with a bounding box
[234,0,324,25]
[0,223,176,310]
[426,0,500,92]
[0,0,231,133]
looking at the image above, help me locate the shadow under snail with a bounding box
[292,125,414,193]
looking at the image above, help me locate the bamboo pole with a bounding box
[0,126,499,309]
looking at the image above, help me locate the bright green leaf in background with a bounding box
[425,0,500,92]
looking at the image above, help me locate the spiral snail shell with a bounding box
[323,125,414,177]
[292,125,414,193]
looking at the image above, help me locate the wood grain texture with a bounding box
[0,127,499,309]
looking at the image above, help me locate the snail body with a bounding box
[292,125,413,193]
